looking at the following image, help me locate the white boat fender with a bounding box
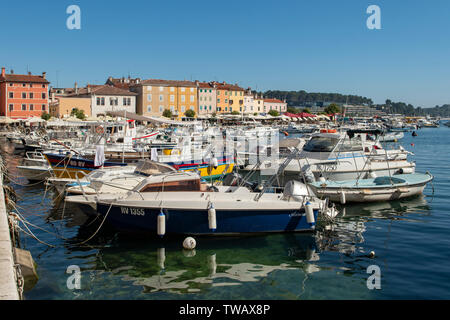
[305,202,315,226]
[368,251,375,258]
[208,203,217,231]
[157,210,166,237]
[211,157,219,169]
[340,191,346,204]
[183,237,196,250]
[208,254,217,277]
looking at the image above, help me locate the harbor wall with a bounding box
[0,157,19,300]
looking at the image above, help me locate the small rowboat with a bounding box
[308,172,433,203]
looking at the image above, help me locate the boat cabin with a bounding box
[133,172,210,193]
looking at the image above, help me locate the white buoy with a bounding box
[157,247,166,270]
[157,210,166,237]
[183,237,196,250]
[305,202,315,226]
[340,191,346,204]
[368,251,375,258]
[208,204,217,231]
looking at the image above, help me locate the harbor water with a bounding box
[1,127,449,300]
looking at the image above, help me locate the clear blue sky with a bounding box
[1,0,449,108]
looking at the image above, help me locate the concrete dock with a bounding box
[0,165,19,300]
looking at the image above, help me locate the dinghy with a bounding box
[308,172,433,203]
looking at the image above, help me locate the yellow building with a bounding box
[132,79,198,119]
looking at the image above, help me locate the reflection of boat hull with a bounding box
[309,173,433,203]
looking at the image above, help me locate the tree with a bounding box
[302,108,311,114]
[211,112,217,118]
[324,103,341,115]
[185,109,196,118]
[253,112,258,116]
[41,112,51,121]
[231,110,240,115]
[286,107,298,114]
[70,108,86,120]
[162,109,173,118]
[268,110,279,117]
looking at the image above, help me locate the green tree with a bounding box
[253,112,258,116]
[162,109,173,118]
[185,109,196,118]
[231,110,240,115]
[268,110,279,116]
[41,112,51,121]
[70,108,86,120]
[302,108,311,114]
[324,104,341,115]
[286,107,298,114]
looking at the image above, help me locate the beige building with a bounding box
[131,79,198,118]
[198,82,217,115]
[49,96,91,118]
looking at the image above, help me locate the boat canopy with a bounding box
[134,160,177,176]
[347,129,384,139]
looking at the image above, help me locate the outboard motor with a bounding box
[283,180,311,202]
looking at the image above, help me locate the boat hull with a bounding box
[96,203,318,235]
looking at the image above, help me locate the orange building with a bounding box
[0,67,50,119]
[215,82,244,114]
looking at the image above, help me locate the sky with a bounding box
[1,0,449,108]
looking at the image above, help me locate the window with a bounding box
[22,104,26,110]
[29,93,34,99]
[9,83,13,87]
[159,86,164,92]
[170,87,174,92]
[181,106,185,112]
[9,104,13,111]
[97,97,101,105]
[225,99,228,103]
[217,98,221,103]
[22,93,27,99]
[159,106,164,112]
[30,84,33,88]
[199,106,202,111]
[190,106,194,110]
[9,92,13,99]
[22,83,26,87]
[170,106,175,112]
[209,90,212,93]
[181,88,185,92]
[147,105,152,112]
[30,104,34,111]
[170,95,174,102]
[42,84,46,88]
[190,88,194,93]
[123,97,131,106]
[159,95,163,102]
[42,104,46,111]
[303,137,339,152]
[181,95,185,102]
[225,107,228,111]
[42,93,46,99]
[190,95,194,102]
[146,86,152,91]
[147,94,152,102]
[110,97,118,106]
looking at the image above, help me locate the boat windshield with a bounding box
[303,136,339,152]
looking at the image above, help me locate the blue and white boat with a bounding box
[308,172,433,203]
[65,171,338,235]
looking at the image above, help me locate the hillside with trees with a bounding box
[263,90,373,106]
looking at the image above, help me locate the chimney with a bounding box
[42,72,46,79]
[74,82,78,94]
[28,71,31,75]
[1,67,5,77]
[10,70,14,74]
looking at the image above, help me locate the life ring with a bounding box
[96,126,104,134]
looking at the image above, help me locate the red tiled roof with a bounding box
[66,85,137,97]
[139,79,197,87]
[0,73,49,84]
[264,98,285,103]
